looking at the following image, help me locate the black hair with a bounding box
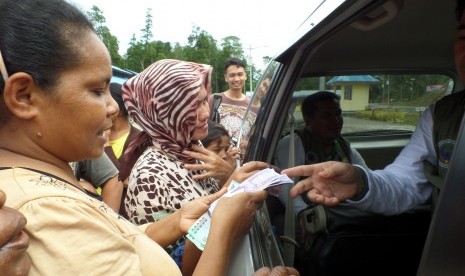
[110,83,128,117]
[224,57,246,72]
[301,91,340,118]
[0,0,94,93]
[202,120,230,148]
[457,0,465,21]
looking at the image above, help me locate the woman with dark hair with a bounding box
[0,1,273,275]
[105,81,141,217]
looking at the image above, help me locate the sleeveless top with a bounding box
[425,90,465,188]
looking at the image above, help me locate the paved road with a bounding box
[342,116,415,133]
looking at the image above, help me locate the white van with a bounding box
[242,0,465,275]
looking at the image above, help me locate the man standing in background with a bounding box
[210,57,258,153]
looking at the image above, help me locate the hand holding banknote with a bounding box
[187,167,293,250]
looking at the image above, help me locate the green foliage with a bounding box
[141,8,153,44]
[85,5,265,91]
[371,75,450,104]
[86,6,122,67]
[355,109,419,126]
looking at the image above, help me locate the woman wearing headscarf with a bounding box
[0,1,273,275]
[120,60,241,271]
[122,59,223,225]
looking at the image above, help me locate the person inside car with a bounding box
[274,91,367,212]
[0,1,281,275]
[283,0,465,216]
[272,91,367,273]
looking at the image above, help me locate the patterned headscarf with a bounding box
[122,59,212,165]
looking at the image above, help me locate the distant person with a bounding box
[251,75,271,109]
[209,57,258,154]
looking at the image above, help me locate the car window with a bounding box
[243,55,454,144]
[292,74,453,134]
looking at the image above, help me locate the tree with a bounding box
[125,8,159,71]
[141,8,153,45]
[184,26,219,64]
[172,43,187,60]
[125,35,145,71]
[86,6,123,67]
[182,26,223,91]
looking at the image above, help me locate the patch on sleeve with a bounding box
[438,139,456,169]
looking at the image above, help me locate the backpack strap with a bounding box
[335,137,352,163]
[210,93,222,123]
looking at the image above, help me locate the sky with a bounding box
[69,0,322,69]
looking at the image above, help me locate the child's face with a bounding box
[206,135,231,161]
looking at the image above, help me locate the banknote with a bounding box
[187,167,293,250]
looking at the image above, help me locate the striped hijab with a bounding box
[121,59,212,167]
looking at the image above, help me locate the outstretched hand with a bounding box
[282,161,363,206]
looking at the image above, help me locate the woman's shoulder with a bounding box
[0,167,105,211]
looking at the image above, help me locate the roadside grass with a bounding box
[355,92,444,126]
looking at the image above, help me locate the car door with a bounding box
[242,0,463,274]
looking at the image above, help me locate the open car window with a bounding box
[289,73,453,136]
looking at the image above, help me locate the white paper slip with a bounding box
[186,167,293,250]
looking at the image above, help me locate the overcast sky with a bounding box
[69,0,321,69]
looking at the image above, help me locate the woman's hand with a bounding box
[223,161,270,187]
[145,189,227,248]
[226,145,241,167]
[193,190,268,275]
[184,145,235,187]
[177,189,227,233]
[210,190,268,241]
[253,266,300,276]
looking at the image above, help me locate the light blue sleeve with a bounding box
[347,107,435,215]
